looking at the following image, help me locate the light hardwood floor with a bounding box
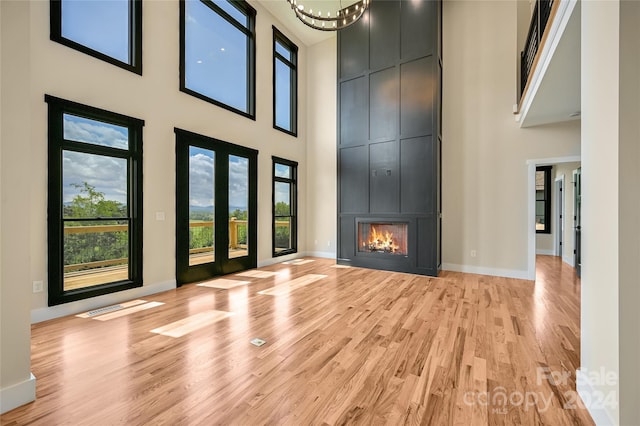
[1,256,594,425]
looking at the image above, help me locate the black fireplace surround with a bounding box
[337,0,442,276]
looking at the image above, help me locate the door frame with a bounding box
[526,155,580,280]
[573,167,581,277]
[554,175,565,257]
[175,128,258,285]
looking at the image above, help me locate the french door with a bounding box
[175,128,257,285]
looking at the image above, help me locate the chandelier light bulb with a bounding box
[288,0,369,31]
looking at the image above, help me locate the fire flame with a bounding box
[364,225,399,253]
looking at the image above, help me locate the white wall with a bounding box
[580,0,620,423]
[306,37,337,258]
[442,0,580,279]
[0,0,36,413]
[618,2,640,423]
[18,0,312,318]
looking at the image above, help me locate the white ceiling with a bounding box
[519,1,581,127]
[259,0,340,46]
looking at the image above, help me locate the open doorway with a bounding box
[528,157,581,280]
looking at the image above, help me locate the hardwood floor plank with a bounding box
[257,274,328,296]
[92,301,164,321]
[1,256,594,425]
[150,310,234,338]
[234,270,279,279]
[196,278,252,289]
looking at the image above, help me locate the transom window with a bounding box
[46,95,144,306]
[273,157,298,256]
[536,166,552,234]
[273,27,298,135]
[180,0,256,119]
[50,0,142,74]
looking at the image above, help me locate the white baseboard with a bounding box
[441,263,531,280]
[303,251,335,259]
[536,249,556,256]
[31,280,176,324]
[257,251,335,268]
[563,255,575,267]
[258,253,302,267]
[0,373,36,414]
[576,369,617,425]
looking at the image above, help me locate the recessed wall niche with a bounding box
[337,0,442,276]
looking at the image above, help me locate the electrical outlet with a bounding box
[155,211,165,221]
[470,250,477,258]
[33,280,44,293]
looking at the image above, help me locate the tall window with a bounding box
[273,157,298,256]
[50,0,142,74]
[273,27,298,135]
[46,95,144,306]
[180,0,256,119]
[536,166,552,234]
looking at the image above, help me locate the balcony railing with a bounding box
[520,0,555,100]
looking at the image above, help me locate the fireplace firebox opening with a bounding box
[357,222,408,255]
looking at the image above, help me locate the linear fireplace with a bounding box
[358,222,408,256]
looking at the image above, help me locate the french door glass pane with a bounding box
[189,146,215,266]
[229,155,248,259]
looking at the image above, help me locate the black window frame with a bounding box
[50,0,143,75]
[536,165,552,234]
[179,0,256,120]
[45,95,144,306]
[272,157,298,257]
[272,27,298,136]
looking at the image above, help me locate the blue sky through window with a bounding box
[229,155,248,212]
[61,0,130,63]
[189,147,215,210]
[187,149,250,213]
[275,59,292,131]
[63,151,128,207]
[185,0,248,113]
[63,114,129,149]
[274,182,291,214]
[275,163,291,179]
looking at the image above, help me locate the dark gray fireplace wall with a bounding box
[337,0,442,276]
